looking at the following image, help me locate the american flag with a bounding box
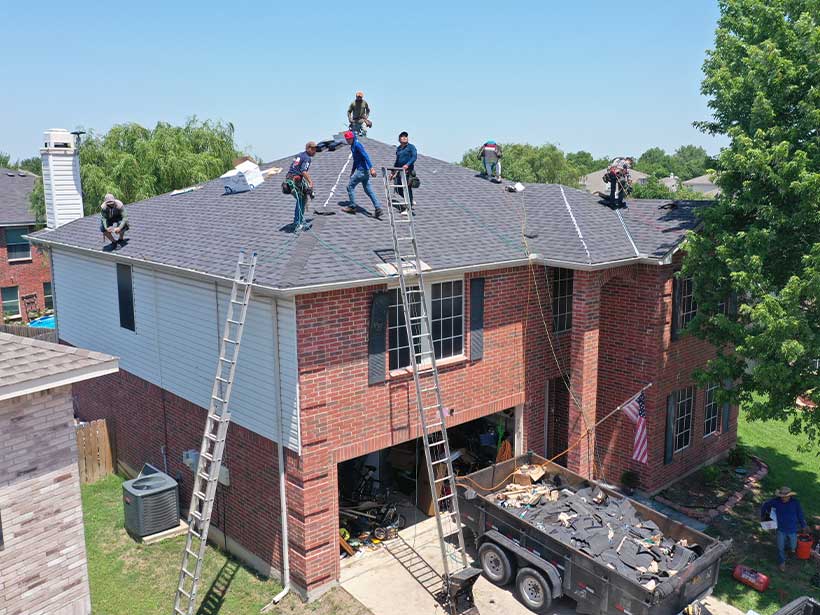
[622,391,648,464]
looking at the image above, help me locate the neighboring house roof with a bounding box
[580,168,650,195]
[30,138,710,294]
[659,176,679,191]
[0,332,118,401]
[682,173,721,196]
[0,168,37,226]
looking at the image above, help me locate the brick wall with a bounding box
[71,370,289,581]
[0,387,91,615]
[0,227,52,322]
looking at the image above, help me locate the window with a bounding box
[388,280,464,370]
[116,264,135,331]
[552,268,573,333]
[432,281,463,360]
[704,383,720,437]
[674,386,695,452]
[43,282,53,311]
[1,286,20,319]
[4,226,31,261]
[674,278,698,331]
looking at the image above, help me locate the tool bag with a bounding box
[408,170,421,189]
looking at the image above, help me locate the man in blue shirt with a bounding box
[761,486,808,571]
[285,141,317,231]
[342,131,382,219]
[392,131,418,212]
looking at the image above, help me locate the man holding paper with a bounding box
[760,486,808,571]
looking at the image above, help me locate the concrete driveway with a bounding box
[340,515,743,615]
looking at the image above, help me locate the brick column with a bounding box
[567,270,601,479]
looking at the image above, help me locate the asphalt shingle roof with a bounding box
[30,138,709,291]
[0,168,36,226]
[0,332,116,398]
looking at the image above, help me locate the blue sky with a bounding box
[0,0,725,164]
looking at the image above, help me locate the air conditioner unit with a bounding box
[122,468,180,538]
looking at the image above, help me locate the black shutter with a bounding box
[116,263,135,331]
[671,276,681,341]
[722,378,732,433]
[368,291,390,385]
[470,278,485,361]
[664,392,677,464]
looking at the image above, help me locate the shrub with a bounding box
[621,470,640,490]
[702,464,721,485]
[727,445,748,467]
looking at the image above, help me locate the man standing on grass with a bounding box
[761,486,808,571]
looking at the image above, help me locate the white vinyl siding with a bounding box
[52,250,300,452]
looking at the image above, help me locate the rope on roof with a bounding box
[559,186,592,265]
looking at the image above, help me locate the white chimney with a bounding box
[41,128,84,229]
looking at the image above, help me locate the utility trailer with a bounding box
[456,453,731,615]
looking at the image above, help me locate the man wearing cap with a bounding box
[342,131,382,219]
[100,193,129,250]
[478,140,503,183]
[347,91,372,136]
[285,141,317,231]
[761,486,808,571]
[391,131,418,211]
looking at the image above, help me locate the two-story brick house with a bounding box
[0,169,52,322]
[30,135,736,600]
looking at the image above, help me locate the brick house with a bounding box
[30,135,737,599]
[0,169,52,322]
[0,332,118,615]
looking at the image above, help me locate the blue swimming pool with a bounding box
[28,314,56,328]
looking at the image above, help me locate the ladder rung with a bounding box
[198,471,211,481]
[175,608,187,615]
[193,490,207,501]
[437,493,454,503]
[184,550,199,561]
[223,338,239,344]
[428,440,446,447]
[434,475,452,484]
[226,318,241,325]
[215,376,230,384]
[426,422,442,429]
[219,357,235,364]
[201,451,214,462]
[178,588,192,599]
[213,396,227,404]
[431,458,450,466]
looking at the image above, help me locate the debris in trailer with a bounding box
[492,477,700,589]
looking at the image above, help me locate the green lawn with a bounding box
[710,412,820,615]
[82,474,367,615]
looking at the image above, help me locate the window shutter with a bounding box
[664,392,677,464]
[722,378,732,433]
[368,291,390,385]
[671,276,681,341]
[470,278,485,361]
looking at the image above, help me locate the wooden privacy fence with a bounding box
[75,419,116,484]
[0,322,58,343]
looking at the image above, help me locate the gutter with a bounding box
[31,234,676,300]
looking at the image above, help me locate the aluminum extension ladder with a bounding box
[172,250,257,615]
[381,168,481,615]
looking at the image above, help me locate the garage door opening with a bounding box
[338,407,521,561]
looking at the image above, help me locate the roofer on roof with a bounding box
[284,141,317,232]
[342,131,382,219]
[391,131,418,212]
[478,141,503,183]
[100,194,129,251]
[605,156,634,207]
[347,91,372,137]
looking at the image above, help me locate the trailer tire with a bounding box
[478,542,515,586]
[514,567,552,613]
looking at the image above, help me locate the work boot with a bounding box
[342,206,356,214]
[778,562,786,572]
[374,209,382,220]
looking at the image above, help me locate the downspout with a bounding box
[263,299,290,609]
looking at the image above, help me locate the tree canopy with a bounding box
[459,143,589,187]
[631,176,711,201]
[29,118,242,221]
[633,145,712,180]
[683,0,820,444]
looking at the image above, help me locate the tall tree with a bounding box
[566,151,610,175]
[0,151,10,168]
[684,0,820,443]
[635,147,674,178]
[671,145,710,179]
[29,118,242,221]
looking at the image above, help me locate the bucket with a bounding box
[796,533,814,560]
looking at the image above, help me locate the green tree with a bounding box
[671,144,710,179]
[634,147,675,178]
[0,151,10,168]
[683,0,820,444]
[566,151,610,175]
[459,143,584,187]
[16,157,42,176]
[29,118,242,221]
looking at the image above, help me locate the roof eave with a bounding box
[0,358,120,402]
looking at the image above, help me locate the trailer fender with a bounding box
[481,530,563,598]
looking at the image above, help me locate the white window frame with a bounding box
[4,226,31,262]
[43,281,53,312]
[551,268,573,334]
[674,386,695,453]
[1,286,20,319]
[388,277,465,371]
[676,276,697,330]
[703,383,720,437]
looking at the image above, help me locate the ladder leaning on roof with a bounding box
[381,168,482,615]
[172,250,257,615]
